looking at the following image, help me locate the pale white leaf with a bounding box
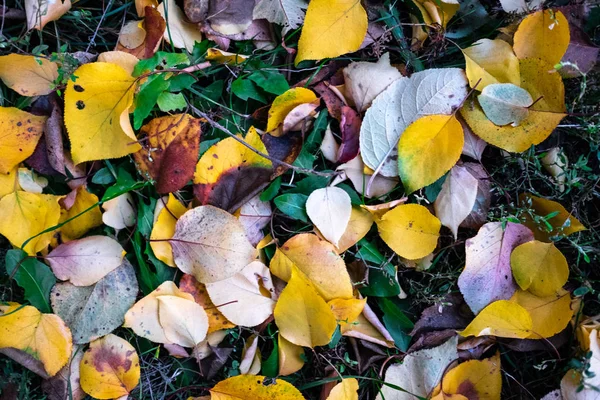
[158,295,209,347]
[102,193,136,230]
[17,168,48,194]
[238,195,272,246]
[320,124,339,163]
[306,187,351,246]
[334,155,397,198]
[253,0,308,34]
[25,0,72,30]
[158,0,202,53]
[434,165,478,239]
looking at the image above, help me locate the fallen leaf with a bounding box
[97,51,140,75]
[238,195,272,246]
[158,295,209,347]
[329,298,366,326]
[205,261,276,327]
[274,266,337,347]
[330,206,374,253]
[134,114,201,194]
[25,0,72,30]
[206,48,249,64]
[0,54,58,96]
[510,240,569,296]
[334,156,398,198]
[320,124,340,162]
[102,192,137,230]
[561,368,600,400]
[376,204,441,260]
[278,334,305,376]
[282,101,319,133]
[171,205,258,283]
[0,303,72,377]
[79,334,140,399]
[458,222,534,313]
[64,62,141,164]
[51,260,138,344]
[460,300,532,338]
[541,147,567,192]
[513,10,570,66]
[179,274,236,333]
[117,7,165,59]
[431,353,501,400]
[510,289,573,339]
[210,375,305,400]
[360,68,468,177]
[398,114,464,193]
[519,193,586,241]
[327,378,359,400]
[461,120,487,161]
[462,39,520,90]
[434,164,478,238]
[0,191,61,255]
[58,186,103,241]
[118,20,146,50]
[560,23,599,78]
[136,0,159,17]
[253,0,308,34]
[0,107,47,174]
[478,83,533,126]
[46,235,125,286]
[193,127,273,213]
[306,187,352,247]
[17,167,48,193]
[412,0,459,29]
[459,163,491,229]
[150,194,188,267]
[0,167,18,199]
[239,334,261,375]
[158,0,203,52]
[270,233,353,301]
[377,336,458,400]
[343,53,403,112]
[295,0,367,65]
[267,88,318,133]
[337,106,362,163]
[342,303,395,347]
[42,346,85,400]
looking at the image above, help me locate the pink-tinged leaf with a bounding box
[337,106,362,164]
[460,163,491,230]
[461,119,486,161]
[458,222,534,314]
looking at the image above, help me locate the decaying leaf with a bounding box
[0,54,59,96]
[117,7,165,59]
[0,107,47,174]
[434,164,478,239]
[253,0,308,34]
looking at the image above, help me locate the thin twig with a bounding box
[86,0,114,53]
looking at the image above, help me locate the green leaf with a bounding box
[261,339,279,377]
[136,196,156,238]
[292,176,328,195]
[336,183,362,206]
[92,167,116,185]
[274,193,309,222]
[360,265,401,297]
[133,75,170,129]
[293,149,316,171]
[424,173,448,203]
[260,177,282,202]
[103,169,146,201]
[379,298,413,351]
[157,92,187,112]
[249,71,290,95]
[5,249,56,313]
[167,74,196,92]
[133,51,190,76]
[231,77,267,103]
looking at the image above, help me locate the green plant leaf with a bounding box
[231,78,267,103]
[157,92,187,112]
[379,297,413,351]
[249,71,290,95]
[5,249,56,313]
[274,193,309,222]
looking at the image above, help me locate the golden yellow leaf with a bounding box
[79,334,140,399]
[462,39,520,90]
[0,303,72,377]
[0,166,19,199]
[58,186,103,242]
[329,298,366,326]
[461,59,566,152]
[376,204,441,260]
[432,353,501,400]
[0,191,62,255]
[460,300,532,339]
[295,0,366,65]
[97,51,140,75]
[206,48,249,65]
[510,289,574,339]
[330,206,374,253]
[0,54,58,96]
[510,240,568,296]
[150,194,188,267]
[266,88,318,133]
[412,0,459,28]
[519,193,586,241]
[64,62,141,164]
[274,266,338,347]
[327,378,359,400]
[398,114,464,193]
[270,233,353,301]
[513,10,570,66]
[210,375,305,400]
[0,107,46,174]
[278,334,305,376]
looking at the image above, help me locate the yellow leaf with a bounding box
[462,39,520,90]
[0,166,19,199]
[59,186,103,241]
[266,88,318,133]
[64,62,141,164]
[376,204,441,260]
[398,114,464,193]
[206,48,249,65]
[0,303,72,377]
[411,0,459,28]
[327,378,359,400]
[510,289,574,339]
[461,59,566,152]
[433,353,501,400]
[274,266,338,347]
[0,54,58,96]
[460,300,532,339]
[329,298,366,326]
[97,51,140,75]
[0,191,62,255]
[150,194,188,267]
[510,240,569,296]
[331,206,374,253]
[278,334,305,376]
[519,193,586,241]
[79,334,140,399]
[295,0,366,65]
[513,10,570,66]
[210,375,305,400]
[270,233,353,301]
[0,107,46,174]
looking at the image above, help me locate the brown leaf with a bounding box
[337,106,361,163]
[313,82,343,120]
[116,7,166,59]
[411,293,475,339]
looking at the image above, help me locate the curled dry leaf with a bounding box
[51,260,138,344]
[117,7,165,59]
[205,261,276,327]
[334,155,398,198]
[0,303,73,377]
[267,88,318,133]
[0,54,59,96]
[337,106,362,164]
[239,334,261,375]
[320,124,340,163]
[46,236,125,286]
[541,147,567,193]
[102,192,136,230]
[79,334,140,399]
[0,107,46,174]
[459,162,491,229]
[306,186,352,247]
[150,194,188,267]
[434,164,478,239]
[171,205,258,283]
[461,119,487,161]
